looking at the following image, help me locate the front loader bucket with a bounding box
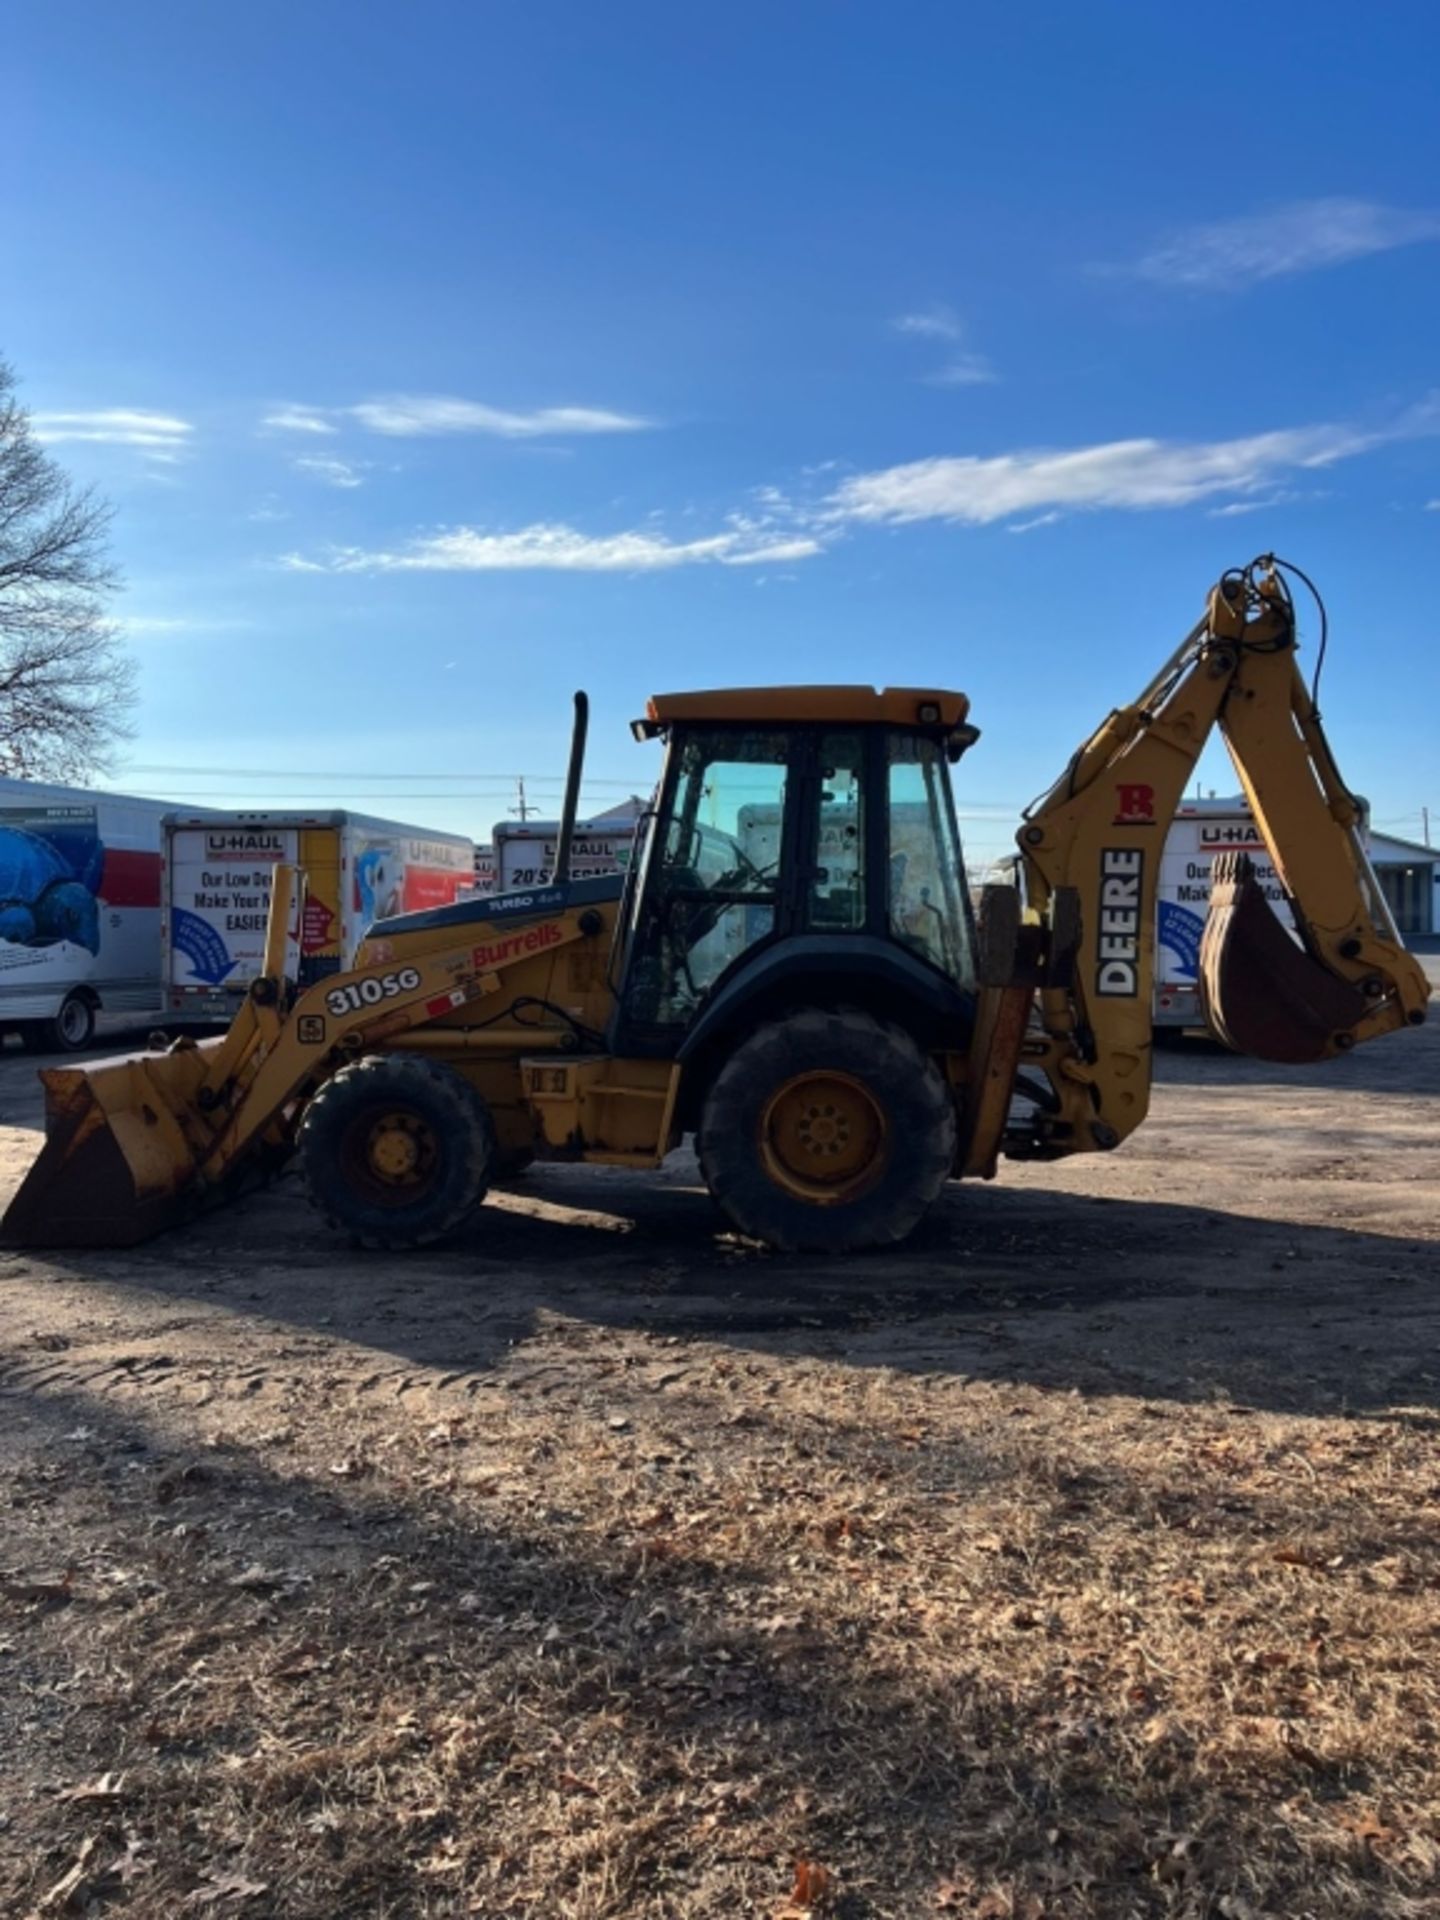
[2,1049,213,1249]
[1200,852,1370,1065]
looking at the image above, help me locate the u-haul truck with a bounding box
[491,815,639,891]
[163,811,474,1022]
[0,777,182,1052]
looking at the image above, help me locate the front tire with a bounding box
[297,1052,496,1249]
[697,1009,957,1252]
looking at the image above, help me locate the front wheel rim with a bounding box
[758,1069,888,1206]
[338,1105,441,1207]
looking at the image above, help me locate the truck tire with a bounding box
[297,1053,496,1250]
[22,992,97,1054]
[697,1008,956,1252]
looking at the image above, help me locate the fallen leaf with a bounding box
[37,1837,99,1912]
[558,1768,601,1796]
[228,1565,284,1593]
[1339,1807,1400,1850]
[1272,1544,1327,1570]
[775,1857,834,1916]
[183,1871,270,1906]
[328,1455,372,1480]
[57,1771,126,1804]
[820,1515,856,1549]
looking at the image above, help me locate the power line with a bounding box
[116,763,643,786]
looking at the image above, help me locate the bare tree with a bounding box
[0,359,135,782]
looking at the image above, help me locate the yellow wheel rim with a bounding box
[365,1110,437,1188]
[758,1070,888,1206]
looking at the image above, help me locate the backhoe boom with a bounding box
[979,557,1429,1170]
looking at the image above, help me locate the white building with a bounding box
[1368,831,1440,939]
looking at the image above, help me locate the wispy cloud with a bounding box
[1126,197,1440,290]
[1206,492,1299,519]
[262,405,337,435]
[267,396,652,440]
[293,454,367,489]
[30,409,193,456]
[893,305,964,342]
[924,355,999,388]
[116,612,253,636]
[892,306,997,386]
[280,521,822,576]
[825,406,1439,528]
[348,396,651,438]
[1005,511,1062,534]
[1426,499,1440,512]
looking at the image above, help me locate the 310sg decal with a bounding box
[326,966,422,1018]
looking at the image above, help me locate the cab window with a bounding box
[806,732,866,930]
[887,732,975,987]
[626,729,789,1026]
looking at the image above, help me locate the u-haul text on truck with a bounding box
[491,815,640,892]
[164,811,474,1021]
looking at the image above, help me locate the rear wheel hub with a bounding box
[759,1069,887,1204]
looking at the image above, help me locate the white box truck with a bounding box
[0,776,175,1051]
[492,813,639,892]
[163,811,475,1022]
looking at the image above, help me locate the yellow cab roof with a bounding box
[644,686,970,729]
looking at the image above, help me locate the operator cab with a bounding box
[613,687,981,1052]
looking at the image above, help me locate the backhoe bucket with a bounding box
[1200,852,1370,1064]
[2,1045,217,1249]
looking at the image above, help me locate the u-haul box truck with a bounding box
[492,815,639,892]
[163,811,474,1022]
[0,776,178,1052]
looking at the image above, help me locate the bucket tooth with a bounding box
[1200,852,1370,1064]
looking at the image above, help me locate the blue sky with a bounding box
[5,1,1438,866]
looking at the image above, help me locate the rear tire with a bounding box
[298,1052,496,1250]
[22,992,96,1054]
[697,1009,956,1252]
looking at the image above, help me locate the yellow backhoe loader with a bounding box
[4,555,1428,1254]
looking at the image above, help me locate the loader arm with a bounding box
[2,878,601,1248]
[967,557,1429,1171]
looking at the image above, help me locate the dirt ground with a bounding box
[1,982,1437,1919]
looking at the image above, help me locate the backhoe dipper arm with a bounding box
[993,558,1429,1165]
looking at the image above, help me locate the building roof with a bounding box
[1369,831,1439,864]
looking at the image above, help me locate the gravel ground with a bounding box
[0,974,1436,1917]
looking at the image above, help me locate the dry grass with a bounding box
[3,1324,1437,1919]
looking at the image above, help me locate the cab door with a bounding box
[612,725,801,1048]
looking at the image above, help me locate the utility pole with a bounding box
[510,776,537,823]
[1424,805,1431,849]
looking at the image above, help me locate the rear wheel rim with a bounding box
[758,1069,888,1205]
[339,1105,440,1207]
[58,998,90,1046]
